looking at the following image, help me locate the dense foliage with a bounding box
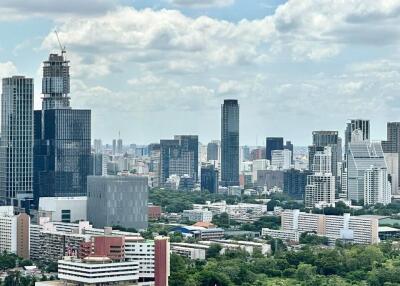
[149,188,264,213]
[169,242,400,286]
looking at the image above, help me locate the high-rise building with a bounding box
[382,122,400,195]
[159,135,198,184]
[0,76,34,207]
[87,175,148,230]
[154,236,170,286]
[117,138,123,154]
[345,119,370,154]
[347,141,389,203]
[221,99,239,187]
[33,51,91,207]
[241,145,251,162]
[364,167,391,205]
[112,139,117,155]
[271,149,292,170]
[207,141,219,161]
[283,169,312,199]
[201,164,219,193]
[305,173,335,208]
[284,141,294,163]
[93,139,102,154]
[265,137,283,161]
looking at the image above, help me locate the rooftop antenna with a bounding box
[54,30,66,56]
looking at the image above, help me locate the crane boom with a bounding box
[54,30,66,55]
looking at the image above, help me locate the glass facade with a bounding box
[33,109,91,205]
[0,77,34,206]
[265,137,283,161]
[221,99,239,187]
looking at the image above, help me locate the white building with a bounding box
[364,167,391,205]
[271,149,292,170]
[39,197,87,223]
[0,206,30,259]
[182,209,213,223]
[252,159,268,182]
[58,256,139,285]
[269,209,379,245]
[305,173,335,208]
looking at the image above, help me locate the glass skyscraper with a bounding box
[265,137,283,161]
[0,76,34,207]
[221,99,239,187]
[33,52,91,207]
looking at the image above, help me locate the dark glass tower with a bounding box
[221,99,239,187]
[33,51,91,207]
[201,164,219,193]
[265,137,284,161]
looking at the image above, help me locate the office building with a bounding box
[271,149,292,170]
[33,52,91,207]
[345,119,370,154]
[252,159,269,182]
[117,138,123,154]
[91,153,105,176]
[112,139,116,155]
[347,141,389,203]
[207,141,219,161]
[201,164,219,193]
[93,139,102,154]
[265,137,284,161]
[0,76,34,207]
[309,131,341,175]
[159,135,198,184]
[221,99,239,186]
[38,197,87,223]
[283,169,312,199]
[87,175,148,230]
[382,122,400,195]
[256,170,284,189]
[0,206,30,259]
[284,141,294,163]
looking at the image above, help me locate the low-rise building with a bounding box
[38,197,87,223]
[182,209,213,223]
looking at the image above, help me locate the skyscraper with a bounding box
[159,135,198,184]
[33,51,91,207]
[207,141,219,161]
[201,164,219,193]
[347,141,389,203]
[117,138,123,154]
[221,99,239,187]
[0,77,34,207]
[345,119,370,154]
[382,122,400,195]
[265,137,284,161]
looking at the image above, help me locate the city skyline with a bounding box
[0,0,400,145]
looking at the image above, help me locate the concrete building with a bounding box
[271,149,292,170]
[182,209,213,223]
[345,119,370,154]
[0,76,34,207]
[272,209,380,244]
[364,167,391,205]
[0,206,30,259]
[201,164,219,193]
[154,236,170,286]
[39,197,87,223]
[87,175,148,230]
[305,173,335,208]
[58,256,139,285]
[256,170,284,189]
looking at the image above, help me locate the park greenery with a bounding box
[169,241,400,286]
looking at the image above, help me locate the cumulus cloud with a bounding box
[0,61,18,79]
[169,0,234,8]
[0,0,119,20]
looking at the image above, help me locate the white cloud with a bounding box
[0,61,18,79]
[169,0,234,8]
[0,0,119,20]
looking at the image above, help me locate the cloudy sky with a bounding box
[1,0,400,146]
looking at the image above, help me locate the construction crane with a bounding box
[54,30,66,56]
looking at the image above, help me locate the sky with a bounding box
[1,0,400,146]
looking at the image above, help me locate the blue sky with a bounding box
[1,0,400,146]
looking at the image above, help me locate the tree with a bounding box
[296,263,316,281]
[207,243,222,258]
